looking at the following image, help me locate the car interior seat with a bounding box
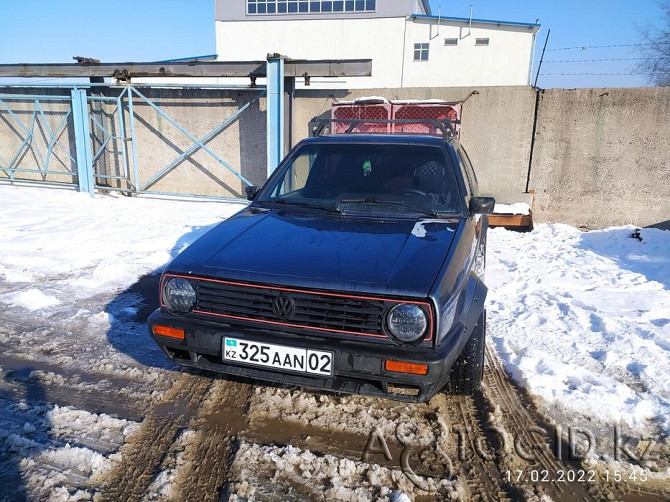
[413,160,453,208]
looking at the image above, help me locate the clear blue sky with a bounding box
[0,0,666,88]
[433,0,667,88]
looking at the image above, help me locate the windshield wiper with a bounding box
[337,197,440,217]
[265,199,341,213]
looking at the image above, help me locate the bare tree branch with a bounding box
[638,3,670,85]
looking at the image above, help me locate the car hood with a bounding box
[167,209,461,298]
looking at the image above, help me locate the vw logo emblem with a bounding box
[272,295,296,320]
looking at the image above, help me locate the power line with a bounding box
[546,42,653,51]
[545,57,645,63]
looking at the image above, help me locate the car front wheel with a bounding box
[445,310,486,395]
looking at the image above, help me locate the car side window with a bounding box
[269,150,320,197]
[454,147,474,198]
[458,145,479,190]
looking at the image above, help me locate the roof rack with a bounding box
[311,117,460,139]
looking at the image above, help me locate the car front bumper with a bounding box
[148,309,466,402]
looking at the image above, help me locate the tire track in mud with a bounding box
[191,359,589,502]
[435,393,513,501]
[481,344,669,502]
[100,373,212,501]
[168,380,254,501]
[480,344,593,501]
[0,353,156,421]
[143,378,422,500]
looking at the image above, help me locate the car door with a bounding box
[453,143,486,278]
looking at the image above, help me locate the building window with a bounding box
[413,43,429,61]
[247,0,375,14]
[475,38,490,46]
[444,38,458,46]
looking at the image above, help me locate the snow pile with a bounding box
[0,263,34,283]
[487,224,670,434]
[249,387,442,440]
[493,202,530,215]
[228,441,460,501]
[29,444,110,477]
[47,405,140,445]
[0,400,140,501]
[1,288,61,310]
[580,226,670,290]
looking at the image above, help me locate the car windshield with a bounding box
[257,143,462,216]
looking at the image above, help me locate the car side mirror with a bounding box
[245,185,261,201]
[469,196,495,215]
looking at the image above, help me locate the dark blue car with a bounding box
[149,132,494,402]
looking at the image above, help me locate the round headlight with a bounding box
[164,278,196,313]
[387,304,428,342]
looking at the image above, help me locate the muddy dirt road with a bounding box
[0,272,668,501]
[1,333,667,501]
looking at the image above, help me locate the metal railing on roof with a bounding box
[311,118,460,139]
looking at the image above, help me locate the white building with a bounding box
[215,0,540,88]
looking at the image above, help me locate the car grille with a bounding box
[194,279,386,337]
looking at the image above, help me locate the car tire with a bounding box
[445,310,486,395]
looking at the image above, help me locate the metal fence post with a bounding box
[70,88,94,195]
[127,87,141,194]
[266,55,285,178]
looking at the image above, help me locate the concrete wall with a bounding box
[2,85,669,229]
[529,87,670,228]
[294,85,670,228]
[292,85,537,194]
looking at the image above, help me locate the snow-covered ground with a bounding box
[487,224,670,436]
[0,186,244,377]
[0,186,243,293]
[0,184,669,498]
[0,186,246,499]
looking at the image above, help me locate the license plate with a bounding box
[223,337,333,376]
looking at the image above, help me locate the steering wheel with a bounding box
[394,189,426,196]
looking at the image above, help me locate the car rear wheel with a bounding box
[445,310,486,395]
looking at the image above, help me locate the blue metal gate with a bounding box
[1,84,267,200]
[0,93,78,188]
[87,85,267,199]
